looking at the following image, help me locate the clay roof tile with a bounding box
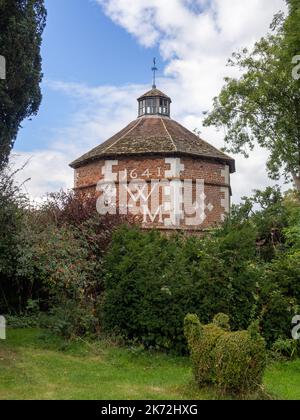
[70,116,235,173]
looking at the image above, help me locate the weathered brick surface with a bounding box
[73,156,232,232]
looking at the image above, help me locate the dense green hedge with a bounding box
[102,224,260,353]
[102,189,300,353]
[184,314,267,394]
[1,167,299,354]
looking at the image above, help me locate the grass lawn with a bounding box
[0,329,299,400]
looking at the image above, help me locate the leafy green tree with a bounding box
[282,0,300,60]
[203,1,300,191]
[0,0,46,168]
[0,166,28,312]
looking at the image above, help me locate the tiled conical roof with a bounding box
[70,115,235,172]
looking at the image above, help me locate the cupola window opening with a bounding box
[138,93,171,117]
[160,98,169,115]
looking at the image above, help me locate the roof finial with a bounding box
[152,57,158,89]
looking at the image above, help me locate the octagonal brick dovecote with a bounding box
[70,87,235,233]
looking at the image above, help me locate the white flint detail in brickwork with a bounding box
[164,202,171,212]
[220,186,230,222]
[165,158,185,178]
[164,158,184,226]
[171,179,184,226]
[149,180,161,221]
[96,180,117,215]
[184,180,199,226]
[142,179,169,224]
[119,171,128,215]
[164,185,171,196]
[96,160,118,215]
[207,203,214,212]
[143,204,164,224]
[102,160,118,181]
[74,170,79,187]
[163,181,172,226]
[184,180,210,226]
[127,180,150,215]
[221,165,230,185]
[96,159,216,227]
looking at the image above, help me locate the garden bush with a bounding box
[184,314,224,384]
[258,287,298,346]
[22,193,130,338]
[101,189,300,350]
[0,184,129,337]
[184,313,267,395]
[271,338,300,360]
[0,167,30,313]
[255,201,300,346]
[1,168,299,352]
[102,224,259,353]
[214,327,266,394]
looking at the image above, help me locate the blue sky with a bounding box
[13,0,287,201]
[16,0,160,152]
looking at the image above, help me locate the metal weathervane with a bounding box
[152,58,158,89]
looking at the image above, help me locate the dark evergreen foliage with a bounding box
[0,0,46,168]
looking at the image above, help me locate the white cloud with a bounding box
[14,0,289,202]
[12,82,143,202]
[95,0,291,203]
[11,151,74,202]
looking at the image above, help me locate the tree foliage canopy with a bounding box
[203,0,300,190]
[0,0,46,168]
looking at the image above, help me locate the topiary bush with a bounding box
[184,314,224,385]
[213,313,230,331]
[184,313,267,395]
[214,327,267,394]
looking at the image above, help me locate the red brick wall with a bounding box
[73,156,231,231]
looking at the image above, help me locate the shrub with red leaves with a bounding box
[38,190,133,254]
